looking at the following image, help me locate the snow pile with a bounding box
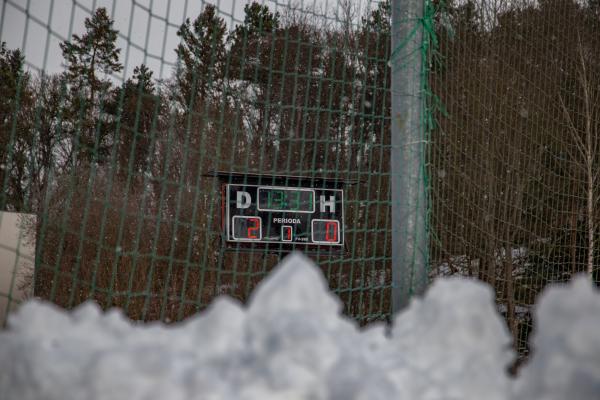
[386,276,512,400]
[0,253,599,400]
[514,276,600,400]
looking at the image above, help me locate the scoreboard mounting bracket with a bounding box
[205,171,358,255]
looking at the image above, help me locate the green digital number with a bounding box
[267,189,285,210]
[290,191,300,211]
[262,188,312,211]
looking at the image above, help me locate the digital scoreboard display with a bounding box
[257,188,314,212]
[225,184,344,247]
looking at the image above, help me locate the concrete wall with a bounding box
[0,212,36,325]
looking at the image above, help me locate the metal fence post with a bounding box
[391,0,428,314]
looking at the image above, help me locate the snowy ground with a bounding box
[1,253,599,400]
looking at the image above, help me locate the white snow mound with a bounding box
[514,276,600,400]
[0,253,599,400]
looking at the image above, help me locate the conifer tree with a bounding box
[59,7,122,164]
[0,42,32,211]
[60,7,122,103]
[230,2,280,81]
[175,4,226,106]
[234,2,280,37]
[117,64,162,180]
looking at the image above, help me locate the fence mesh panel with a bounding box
[1,0,599,364]
[429,0,600,361]
[0,0,399,326]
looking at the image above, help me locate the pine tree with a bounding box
[117,64,162,181]
[59,7,122,164]
[234,2,280,37]
[229,2,280,82]
[0,41,32,211]
[175,4,226,107]
[60,7,122,102]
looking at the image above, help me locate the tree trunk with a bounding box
[587,160,594,278]
[571,210,578,275]
[504,252,518,346]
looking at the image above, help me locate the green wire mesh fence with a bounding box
[0,0,398,325]
[428,0,600,362]
[1,0,600,365]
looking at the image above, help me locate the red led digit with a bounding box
[282,226,292,241]
[247,218,260,239]
[325,221,338,242]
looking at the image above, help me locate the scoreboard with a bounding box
[224,184,344,247]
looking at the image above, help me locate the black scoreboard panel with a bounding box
[225,184,344,247]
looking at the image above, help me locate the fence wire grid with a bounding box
[1,0,599,363]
